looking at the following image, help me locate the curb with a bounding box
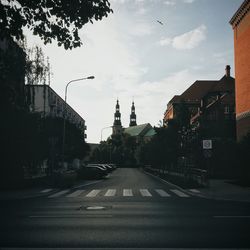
[143,169,193,197]
[143,169,250,203]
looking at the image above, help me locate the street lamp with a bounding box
[62,76,95,167]
[101,126,112,142]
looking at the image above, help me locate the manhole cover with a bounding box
[86,206,106,210]
[79,205,112,211]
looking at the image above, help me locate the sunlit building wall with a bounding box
[230,0,250,140]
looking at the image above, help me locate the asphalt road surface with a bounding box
[0,168,250,249]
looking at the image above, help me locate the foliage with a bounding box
[0,38,26,108]
[24,44,51,85]
[138,126,179,169]
[90,133,137,166]
[0,0,113,49]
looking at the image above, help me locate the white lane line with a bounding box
[123,189,133,197]
[189,189,200,193]
[140,189,152,197]
[155,189,171,197]
[40,188,53,193]
[85,189,101,197]
[214,215,250,218]
[170,189,190,197]
[66,190,85,198]
[104,189,116,197]
[48,190,69,198]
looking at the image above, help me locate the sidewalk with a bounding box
[0,179,102,201]
[186,179,250,202]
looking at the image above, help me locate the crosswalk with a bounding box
[45,188,191,199]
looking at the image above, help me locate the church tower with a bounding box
[129,101,137,127]
[112,99,123,135]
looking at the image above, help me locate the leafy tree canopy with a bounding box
[0,0,113,49]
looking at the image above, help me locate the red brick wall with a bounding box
[233,10,250,139]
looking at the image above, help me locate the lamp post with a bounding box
[100,126,112,142]
[62,76,94,168]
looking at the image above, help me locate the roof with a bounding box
[144,128,156,137]
[230,0,250,28]
[180,80,218,101]
[124,123,152,137]
[167,75,235,106]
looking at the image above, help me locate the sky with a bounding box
[24,0,242,143]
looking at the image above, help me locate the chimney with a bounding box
[225,65,231,77]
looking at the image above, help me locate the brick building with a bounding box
[164,66,236,141]
[230,0,250,140]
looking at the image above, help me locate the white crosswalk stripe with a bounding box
[47,188,192,198]
[140,189,152,197]
[48,190,69,198]
[170,189,190,197]
[155,189,170,197]
[104,189,116,197]
[41,188,53,193]
[86,189,101,197]
[189,189,200,193]
[123,189,133,196]
[66,190,85,198]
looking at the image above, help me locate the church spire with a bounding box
[113,99,122,135]
[129,100,137,127]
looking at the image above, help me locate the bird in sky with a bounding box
[157,20,164,25]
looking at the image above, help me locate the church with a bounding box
[112,99,156,142]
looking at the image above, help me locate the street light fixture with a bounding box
[62,76,95,167]
[101,126,112,142]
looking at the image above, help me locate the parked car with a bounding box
[77,164,108,180]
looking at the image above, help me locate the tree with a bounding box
[0,0,113,49]
[25,45,50,85]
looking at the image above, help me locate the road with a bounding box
[0,168,250,248]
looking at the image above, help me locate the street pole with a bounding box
[100,126,112,142]
[62,76,94,168]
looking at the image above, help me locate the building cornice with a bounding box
[229,0,250,28]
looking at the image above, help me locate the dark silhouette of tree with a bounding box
[24,44,50,85]
[0,0,113,49]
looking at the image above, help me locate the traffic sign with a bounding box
[202,140,212,149]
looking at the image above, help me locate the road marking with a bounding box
[66,190,84,197]
[189,189,200,193]
[214,215,250,218]
[29,215,113,218]
[104,189,116,197]
[85,189,101,197]
[40,188,53,193]
[140,189,152,197]
[123,189,133,196]
[48,190,69,198]
[170,189,190,197]
[155,189,170,197]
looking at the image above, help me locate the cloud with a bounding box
[164,0,176,6]
[158,25,207,50]
[135,7,148,15]
[158,37,172,46]
[128,22,154,37]
[183,0,195,3]
[173,25,206,50]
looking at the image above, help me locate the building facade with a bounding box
[164,66,236,141]
[111,100,155,141]
[25,84,86,137]
[230,0,250,140]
